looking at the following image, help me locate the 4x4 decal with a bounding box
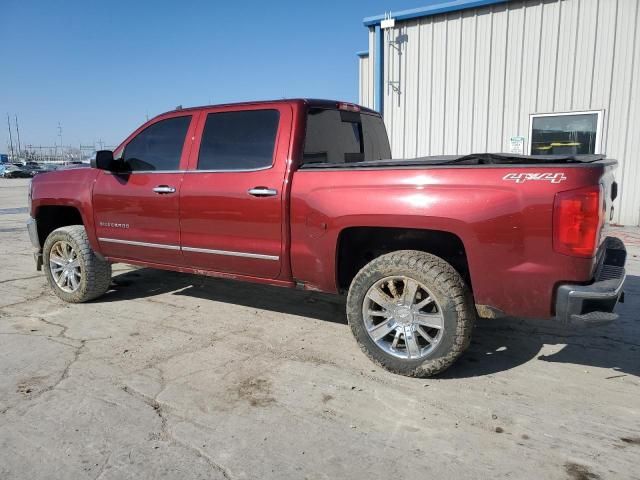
[503,172,567,184]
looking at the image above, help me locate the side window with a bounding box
[198,110,279,171]
[123,116,191,171]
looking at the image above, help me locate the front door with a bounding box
[93,113,196,265]
[179,105,292,279]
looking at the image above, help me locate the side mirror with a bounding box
[91,150,117,171]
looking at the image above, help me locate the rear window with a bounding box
[302,108,391,165]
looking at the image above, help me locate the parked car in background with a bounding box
[22,164,45,177]
[2,164,32,178]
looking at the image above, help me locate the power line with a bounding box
[57,122,62,157]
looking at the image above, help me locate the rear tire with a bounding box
[346,250,475,377]
[43,225,112,303]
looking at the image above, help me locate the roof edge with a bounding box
[356,50,369,57]
[159,99,379,117]
[363,0,507,26]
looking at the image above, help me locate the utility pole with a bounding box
[57,122,63,160]
[7,114,15,162]
[14,115,21,156]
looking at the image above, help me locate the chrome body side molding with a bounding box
[182,246,279,261]
[99,237,181,250]
[98,238,278,261]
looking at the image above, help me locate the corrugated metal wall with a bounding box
[358,28,377,109]
[358,55,372,106]
[360,0,640,225]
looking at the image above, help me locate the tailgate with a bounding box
[600,162,618,227]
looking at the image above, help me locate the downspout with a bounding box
[374,25,384,115]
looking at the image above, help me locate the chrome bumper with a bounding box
[555,237,626,326]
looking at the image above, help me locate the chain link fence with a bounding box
[5,144,116,164]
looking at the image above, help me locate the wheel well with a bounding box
[336,227,471,292]
[35,206,84,247]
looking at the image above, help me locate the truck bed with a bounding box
[291,153,618,318]
[300,153,611,169]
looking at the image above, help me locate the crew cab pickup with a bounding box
[26,99,627,377]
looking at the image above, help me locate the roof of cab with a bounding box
[158,99,379,117]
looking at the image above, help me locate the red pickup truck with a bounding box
[27,99,627,377]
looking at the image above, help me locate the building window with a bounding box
[529,111,603,155]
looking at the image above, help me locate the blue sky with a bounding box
[1,0,429,150]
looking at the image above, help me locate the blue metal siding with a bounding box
[363,0,508,26]
[374,25,384,114]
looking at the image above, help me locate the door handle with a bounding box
[153,185,176,194]
[248,187,278,197]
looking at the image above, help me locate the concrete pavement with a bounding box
[1,178,639,479]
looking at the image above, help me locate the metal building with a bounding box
[358,0,640,226]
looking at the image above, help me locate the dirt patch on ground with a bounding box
[620,436,640,446]
[564,462,601,480]
[234,377,275,407]
[16,376,49,396]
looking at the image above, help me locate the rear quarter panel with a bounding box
[290,164,607,318]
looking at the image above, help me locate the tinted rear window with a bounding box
[302,108,391,165]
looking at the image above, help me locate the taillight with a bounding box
[553,185,603,258]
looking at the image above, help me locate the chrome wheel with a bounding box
[49,240,82,293]
[363,276,444,360]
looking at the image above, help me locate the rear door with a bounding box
[179,104,292,279]
[93,113,197,265]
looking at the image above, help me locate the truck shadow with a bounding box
[444,274,640,379]
[103,269,640,379]
[103,268,348,325]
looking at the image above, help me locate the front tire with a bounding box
[346,250,475,377]
[43,225,112,303]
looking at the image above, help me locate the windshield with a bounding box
[302,108,391,165]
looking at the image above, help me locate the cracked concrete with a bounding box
[1,178,639,479]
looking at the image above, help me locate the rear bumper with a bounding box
[555,236,626,326]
